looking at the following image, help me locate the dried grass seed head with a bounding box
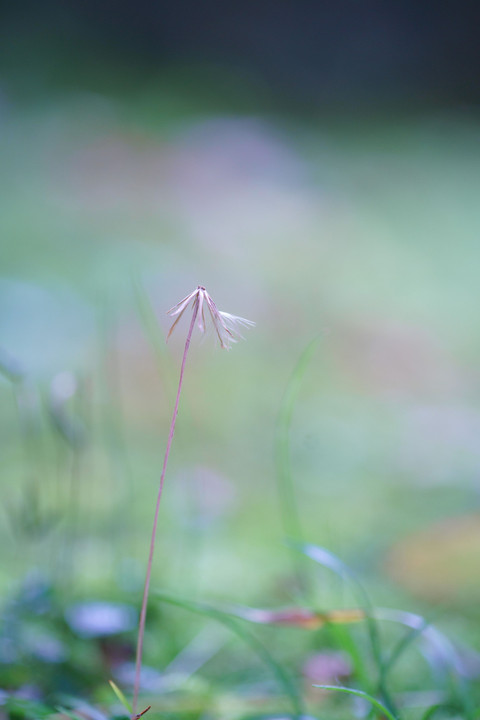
[167,286,255,350]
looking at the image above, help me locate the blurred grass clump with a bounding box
[1,71,480,718]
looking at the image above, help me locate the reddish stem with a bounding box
[132,300,199,716]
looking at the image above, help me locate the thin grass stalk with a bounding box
[132,298,199,716]
[274,339,319,594]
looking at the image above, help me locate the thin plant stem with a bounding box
[132,299,199,717]
[274,338,319,594]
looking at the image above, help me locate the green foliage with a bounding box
[4,698,53,720]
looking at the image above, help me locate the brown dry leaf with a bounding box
[387,513,480,603]
[229,605,365,629]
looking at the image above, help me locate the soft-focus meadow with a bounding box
[2,66,480,718]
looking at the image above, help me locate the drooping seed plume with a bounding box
[167,285,255,350]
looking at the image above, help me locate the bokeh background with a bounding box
[2,0,480,709]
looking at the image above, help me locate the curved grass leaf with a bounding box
[275,339,320,592]
[275,338,320,544]
[380,615,428,679]
[296,542,397,715]
[420,703,459,720]
[374,608,464,676]
[156,593,304,718]
[292,542,369,606]
[109,680,132,714]
[294,543,381,650]
[374,608,476,720]
[314,685,398,720]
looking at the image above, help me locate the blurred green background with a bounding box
[1,2,480,713]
